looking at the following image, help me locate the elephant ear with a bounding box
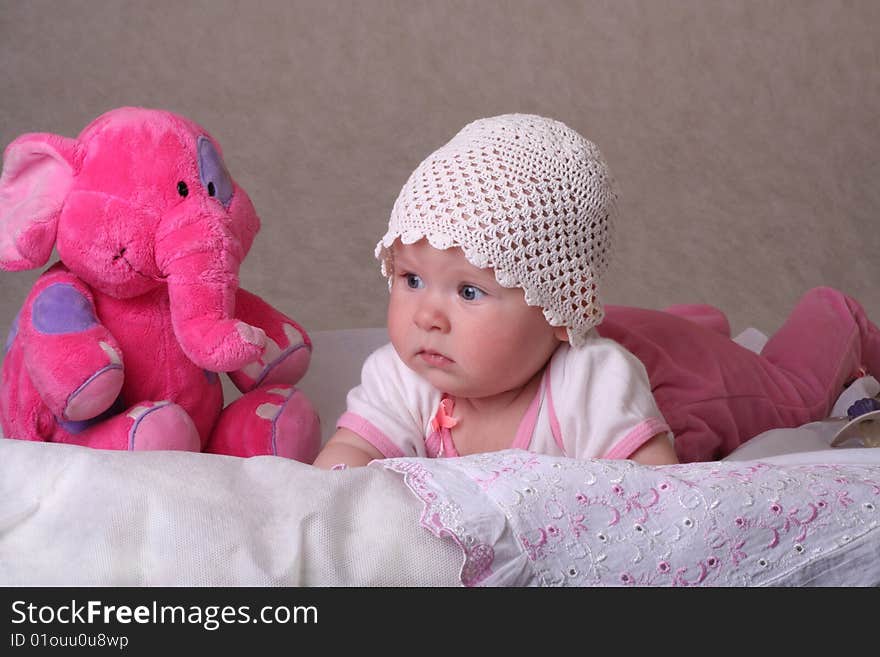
[0,133,79,271]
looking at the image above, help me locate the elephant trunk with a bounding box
[155,197,264,372]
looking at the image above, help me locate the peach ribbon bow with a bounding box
[431,397,459,433]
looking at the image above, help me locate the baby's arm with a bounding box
[629,432,679,465]
[312,428,385,469]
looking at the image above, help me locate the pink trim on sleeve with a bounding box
[510,371,547,451]
[543,362,565,454]
[337,411,407,458]
[602,417,671,460]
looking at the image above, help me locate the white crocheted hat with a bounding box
[376,113,618,348]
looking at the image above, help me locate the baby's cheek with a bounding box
[386,295,410,343]
[478,325,556,382]
[386,316,407,355]
[465,332,516,374]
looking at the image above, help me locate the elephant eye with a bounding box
[177,181,189,197]
[197,136,234,209]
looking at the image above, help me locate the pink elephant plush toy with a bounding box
[0,107,321,461]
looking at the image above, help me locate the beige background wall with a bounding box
[1,0,878,343]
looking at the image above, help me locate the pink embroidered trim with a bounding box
[381,461,494,586]
[602,417,671,460]
[337,412,406,458]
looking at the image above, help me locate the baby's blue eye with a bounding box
[460,285,485,301]
[405,274,424,289]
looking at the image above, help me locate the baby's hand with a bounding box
[312,428,384,469]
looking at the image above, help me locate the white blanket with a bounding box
[1,422,878,586]
[0,438,461,586]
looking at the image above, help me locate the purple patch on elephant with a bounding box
[197,136,234,209]
[5,311,20,353]
[203,370,219,385]
[32,284,98,334]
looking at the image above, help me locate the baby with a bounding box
[314,114,880,468]
[314,114,678,468]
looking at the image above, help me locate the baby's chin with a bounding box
[407,362,504,399]
[405,359,461,390]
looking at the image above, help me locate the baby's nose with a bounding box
[414,298,450,332]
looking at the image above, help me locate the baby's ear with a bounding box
[554,326,570,342]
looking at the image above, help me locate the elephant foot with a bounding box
[63,358,124,421]
[228,324,311,392]
[54,400,201,452]
[206,385,321,461]
[126,401,201,451]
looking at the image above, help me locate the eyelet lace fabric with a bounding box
[381,449,880,586]
[376,114,617,347]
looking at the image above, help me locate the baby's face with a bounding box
[387,239,565,399]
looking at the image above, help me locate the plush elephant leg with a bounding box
[206,385,320,462]
[17,267,125,421]
[227,289,311,393]
[53,400,200,452]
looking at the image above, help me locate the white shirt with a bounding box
[337,337,670,460]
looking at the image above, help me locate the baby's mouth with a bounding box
[418,349,454,368]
